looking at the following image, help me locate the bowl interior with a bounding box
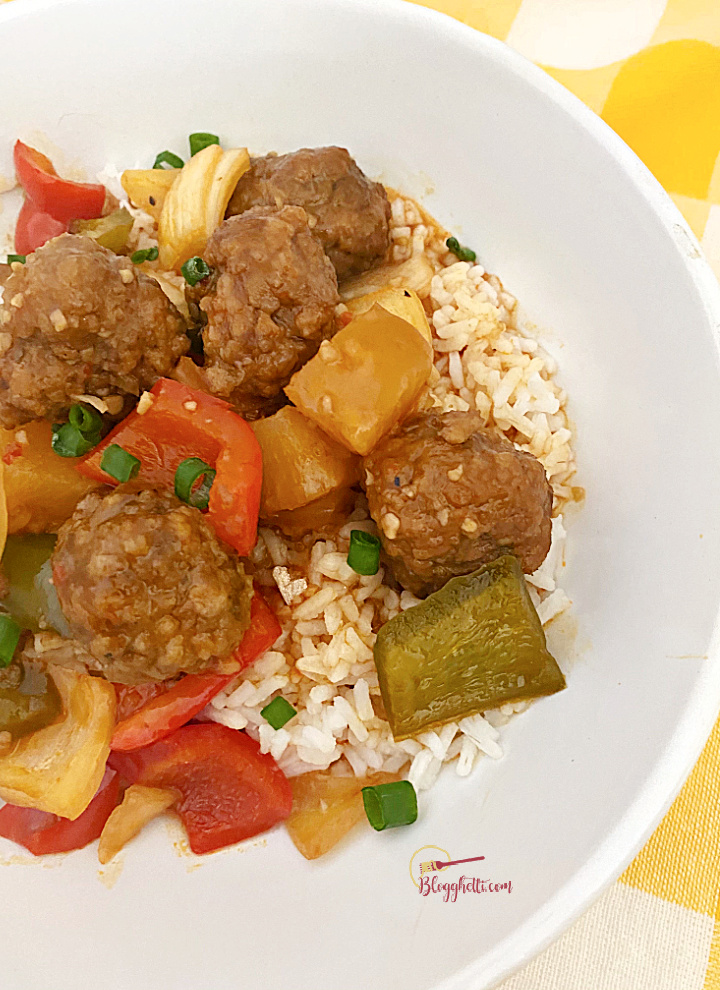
[1,1,720,988]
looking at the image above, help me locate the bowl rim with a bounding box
[2,0,720,986]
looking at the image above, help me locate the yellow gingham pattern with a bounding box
[406,1,720,986]
[411,0,720,280]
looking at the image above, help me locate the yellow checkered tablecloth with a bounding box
[405,0,720,987]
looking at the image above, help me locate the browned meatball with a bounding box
[364,411,553,596]
[52,486,253,684]
[226,147,391,279]
[191,205,339,420]
[0,235,188,429]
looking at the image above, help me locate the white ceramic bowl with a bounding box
[2,1,720,987]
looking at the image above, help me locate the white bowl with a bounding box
[2,1,720,987]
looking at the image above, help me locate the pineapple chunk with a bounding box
[287,770,400,860]
[345,286,432,344]
[285,305,433,456]
[0,421,101,534]
[251,406,360,516]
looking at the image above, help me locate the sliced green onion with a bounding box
[189,132,220,156]
[0,614,22,668]
[174,457,216,510]
[260,696,297,730]
[52,403,104,457]
[51,423,98,458]
[153,150,184,170]
[347,530,381,576]
[362,780,418,832]
[68,403,103,436]
[181,256,211,286]
[446,236,477,263]
[131,246,159,265]
[7,254,25,265]
[100,444,140,483]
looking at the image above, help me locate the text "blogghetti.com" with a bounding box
[418,874,513,902]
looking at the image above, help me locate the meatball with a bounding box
[226,147,391,279]
[191,205,339,420]
[52,486,253,684]
[364,411,552,596]
[0,235,188,429]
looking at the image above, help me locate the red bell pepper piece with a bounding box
[111,672,233,752]
[114,682,170,724]
[234,589,284,666]
[77,378,262,556]
[111,591,282,752]
[14,197,69,255]
[13,140,106,223]
[110,724,292,854]
[0,767,119,856]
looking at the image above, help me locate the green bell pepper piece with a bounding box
[72,207,134,253]
[2,535,57,633]
[0,660,62,738]
[373,554,566,739]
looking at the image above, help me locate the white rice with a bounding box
[119,179,578,791]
